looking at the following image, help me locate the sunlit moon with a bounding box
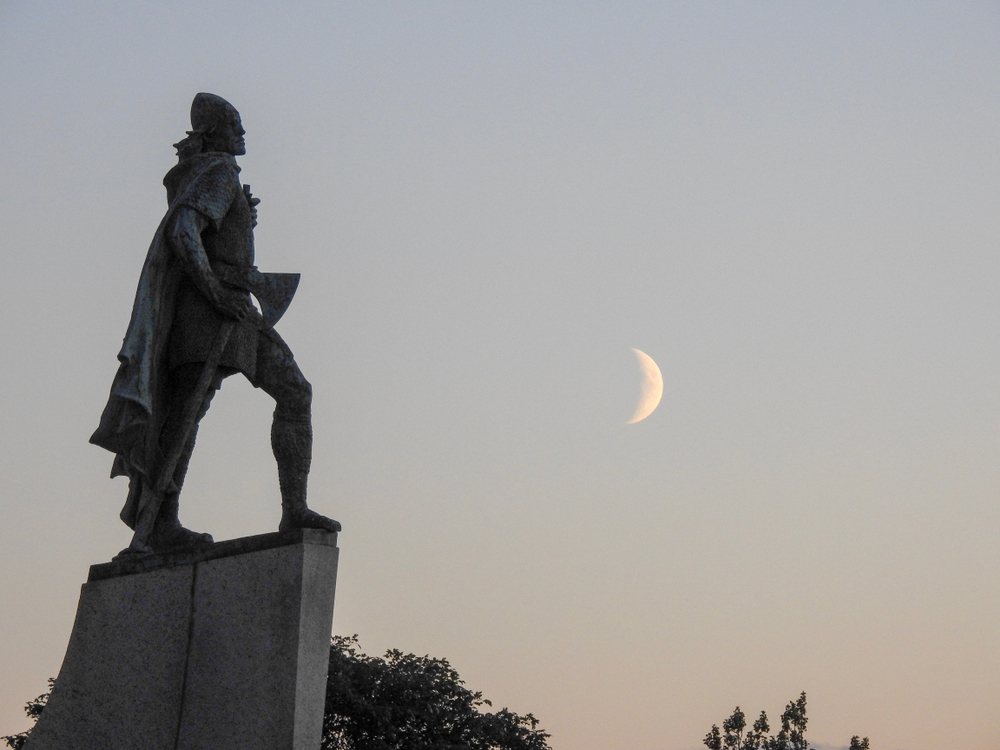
[627,348,663,424]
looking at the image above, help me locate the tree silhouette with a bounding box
[703,692,869,750]
[323,635,549,750]
[2,680,51,750]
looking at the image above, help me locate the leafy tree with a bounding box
[4,640,550,750]
[772,692,809,750]
[703,705,770,750]
[2,679,52,750]
[323,635,550,750]
[704,693,869,750]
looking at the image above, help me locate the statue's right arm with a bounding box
[167,207,251,321]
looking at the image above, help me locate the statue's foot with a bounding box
[279,507,341,533]
[113,545,149,560]
[149,523,215,553]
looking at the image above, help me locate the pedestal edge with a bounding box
[88,528,338,582]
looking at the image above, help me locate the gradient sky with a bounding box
[2,3,999,749]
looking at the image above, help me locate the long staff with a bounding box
[128,318,237,553]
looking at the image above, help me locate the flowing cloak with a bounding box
[90,151,247,528]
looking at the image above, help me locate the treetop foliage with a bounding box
[703,692,869,750]
[323,635,551,750]
[2,679,52,750]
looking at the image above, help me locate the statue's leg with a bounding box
[255,329,340,533]
[151,363,220,548]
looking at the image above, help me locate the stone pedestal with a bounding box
[23,529,339,750]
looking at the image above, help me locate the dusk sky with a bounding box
[2,3,999,749]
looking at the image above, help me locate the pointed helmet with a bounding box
[191,93,240,132]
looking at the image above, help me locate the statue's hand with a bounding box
[210,285,254,322]
[244,185,260,228]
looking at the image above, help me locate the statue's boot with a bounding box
[149,493,215,551]
[272,413,341,533]
[145,362,217,552]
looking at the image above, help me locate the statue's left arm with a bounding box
[167,206,253,322]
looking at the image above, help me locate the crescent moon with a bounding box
[628,348,663,424]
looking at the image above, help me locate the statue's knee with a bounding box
[276,378,311,421]
[297,378,312,413]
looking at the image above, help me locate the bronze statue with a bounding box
[91,93,340,554]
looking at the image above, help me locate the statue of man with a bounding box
[91,93,340,553]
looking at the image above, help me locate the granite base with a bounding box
[23,529,339,750]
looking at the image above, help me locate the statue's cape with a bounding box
[90,152,239,528]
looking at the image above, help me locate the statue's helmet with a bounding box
[191,93,240,132]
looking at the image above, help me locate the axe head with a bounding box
[247,271,300,328]
[213,265,301,328]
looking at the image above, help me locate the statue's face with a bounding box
[203,109,246,156]
[216,112,246,156]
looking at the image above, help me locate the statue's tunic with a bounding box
[167,153,258,381]
[91,151,258,527]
